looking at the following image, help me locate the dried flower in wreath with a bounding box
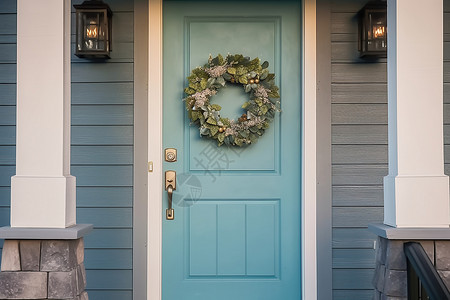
[184,54,281,147]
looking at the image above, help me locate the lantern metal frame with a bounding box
[74,0,112,59]
[358,0,387,58]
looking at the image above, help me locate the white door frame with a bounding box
[146,0,318,299]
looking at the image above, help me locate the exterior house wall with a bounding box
[0,0,135,299]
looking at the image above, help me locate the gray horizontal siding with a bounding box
[0,1,135,299]
[330,0,386,297]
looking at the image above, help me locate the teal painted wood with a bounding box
[0,44,16,62]
[163,1,301,299]
[86,291,132,300]
[85,270,132,290]
[77,208,132,228]
[72,105,133,125]
[0,84,15,105]
[0,126,15,145]
[72,83,133,104]
[0,146,14,164]
[85,249,132,269]
[0,65,16,83]
[0,106,15,125]
[77,187,132,207]
[72,166,132,186]
[72,126,133,145]
[71,145,133,165]
[84,229,132,248]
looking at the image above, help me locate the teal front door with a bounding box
[162,1,302,299]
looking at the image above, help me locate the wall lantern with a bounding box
[74,0,112,59]
[358,0,387,58]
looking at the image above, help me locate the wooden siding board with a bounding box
[332,104,387,125]
[0,14,16,35]
[331,12,357,35]
[77,208,132,228]
[333,249,376,268]
[85,249,132,269]
[332,145,387,164]
[333,269,374,289]
[332,165,387,186]
[332,125,387,144]
[77,187,133,207]
[0,187,10,206]
[333,186,384,207]
[0,64,16,84]
[85,270,132,290]
[0,166,14,186]
[85,291,132,300]
[333,228,377,249]
[71,105,133,126]
[72,83,133,104]
[0,207,10,226]
[71,63,133,83]
[71,42,133,63]
[332,63,387,83]
[0,146,14,165]
[0,106,15,125]
[0,44,16,63]
[71,145,133,165]
[0,1,17,13]
[0,126,15,145]
[331,83,387,104]
[84,229,132,249]
[0,84,16,105]
[333,207,383,227]
[333,290,374,300]
[72,126,133,145]
[72,166,133,186]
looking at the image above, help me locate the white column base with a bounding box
[11,175,76,228]
[384,175,450,228]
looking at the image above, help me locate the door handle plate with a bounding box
[165,171,176,220]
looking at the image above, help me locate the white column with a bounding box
[11,0,75,228]
[384,0,449,228]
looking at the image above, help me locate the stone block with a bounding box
[383,269,407,297]
[1,240,21,271]
[48,269,77,299]
[75,238,84,264]
[436,241,450,270]
[20,240,41,271]
[385,240,407,270]
[80,291,89,300]
[41,240,77,271]
[438,270,450,291]
[377,237,388,265]
[76,263,86,294]
[376,264,386,292]
[418,240,435,264]
[0,271,47,299]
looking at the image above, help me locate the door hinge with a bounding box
[148,161,153,172]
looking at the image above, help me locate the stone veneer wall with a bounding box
[0,238,88,300]
[373,237,450,299]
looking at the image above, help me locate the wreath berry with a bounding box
[184,54,281,147]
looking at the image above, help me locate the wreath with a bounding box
[184,54,281,147]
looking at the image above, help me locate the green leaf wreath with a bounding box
[184,54,281,147]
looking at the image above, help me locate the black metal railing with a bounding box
[404,242,450,300]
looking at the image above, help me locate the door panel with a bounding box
[163,1,301,299]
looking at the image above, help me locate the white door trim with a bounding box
[146,0,318,298]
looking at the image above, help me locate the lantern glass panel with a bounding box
[76,10,108,53]
[367,11,387,52]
